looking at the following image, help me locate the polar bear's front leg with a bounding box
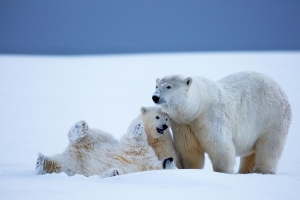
[68,121,88,144]
[130,121,145,142]
[172,123,205,169]
[120,121,149,155]
[124,120,147,145]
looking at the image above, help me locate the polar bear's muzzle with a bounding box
[152,94,166,104]
[156,124,168,134]
[152,89,162,104]
[152,95,160,103]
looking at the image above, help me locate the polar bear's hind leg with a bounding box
[253,131,286,174]
[36,153,62,174]
[36,153,46,174]
[238,153,255,174]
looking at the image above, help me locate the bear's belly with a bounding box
[234,143,255,157]
[232,129,261,157]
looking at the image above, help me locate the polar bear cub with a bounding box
[36,120,176,178]
[152,71,291,174]
[129,106,182,168]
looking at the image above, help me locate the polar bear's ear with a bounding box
[141,107,149,115]
[184,77,192,86]
[156,78,160,84]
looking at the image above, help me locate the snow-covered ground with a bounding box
[0,51,299,199]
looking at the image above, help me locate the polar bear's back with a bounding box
[217,71,291,155]
[218,71,290,118]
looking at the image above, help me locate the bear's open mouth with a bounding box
[156,128,164,134]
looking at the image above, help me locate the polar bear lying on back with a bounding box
[36,120,176,178]
[152,71,291,174]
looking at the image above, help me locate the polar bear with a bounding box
[36,120,176,178]
[129,106,182,168]
[152,71,291,174]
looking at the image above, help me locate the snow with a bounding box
[0,51,300,199]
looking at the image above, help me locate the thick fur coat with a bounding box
[129,106,182,168]
[152,71,291,174]
[36,120,176,178]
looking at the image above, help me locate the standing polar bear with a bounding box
[36,120,176,178]
[152,71,291,174]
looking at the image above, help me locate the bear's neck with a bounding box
[147,135,159,147]
[161,78,213,125]
[161,95,201,124]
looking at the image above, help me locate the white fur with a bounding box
[128,106,182,168]
[36,120,176,178]
[153,72,291,174]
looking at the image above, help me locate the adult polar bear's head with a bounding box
[152,75,193,105]
[152,75,201,124]
[140,106,170,138]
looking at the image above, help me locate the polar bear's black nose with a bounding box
[162,124,168,130]
[152,95,160,103]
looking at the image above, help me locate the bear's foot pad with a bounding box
[68,121,88,143]
[36,153,46,175]
[110,169,120,177]
[132,121,144,137]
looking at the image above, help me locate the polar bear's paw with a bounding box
[36,153,46,175]
[68,121,88,144]
[131,121,144,138]
[110,169,120,177]
[163,157,177,170]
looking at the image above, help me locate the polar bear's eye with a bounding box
[167,86,171,89]
[156,86,158,88]
[156,116,160,119]
[166,118,168,121]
